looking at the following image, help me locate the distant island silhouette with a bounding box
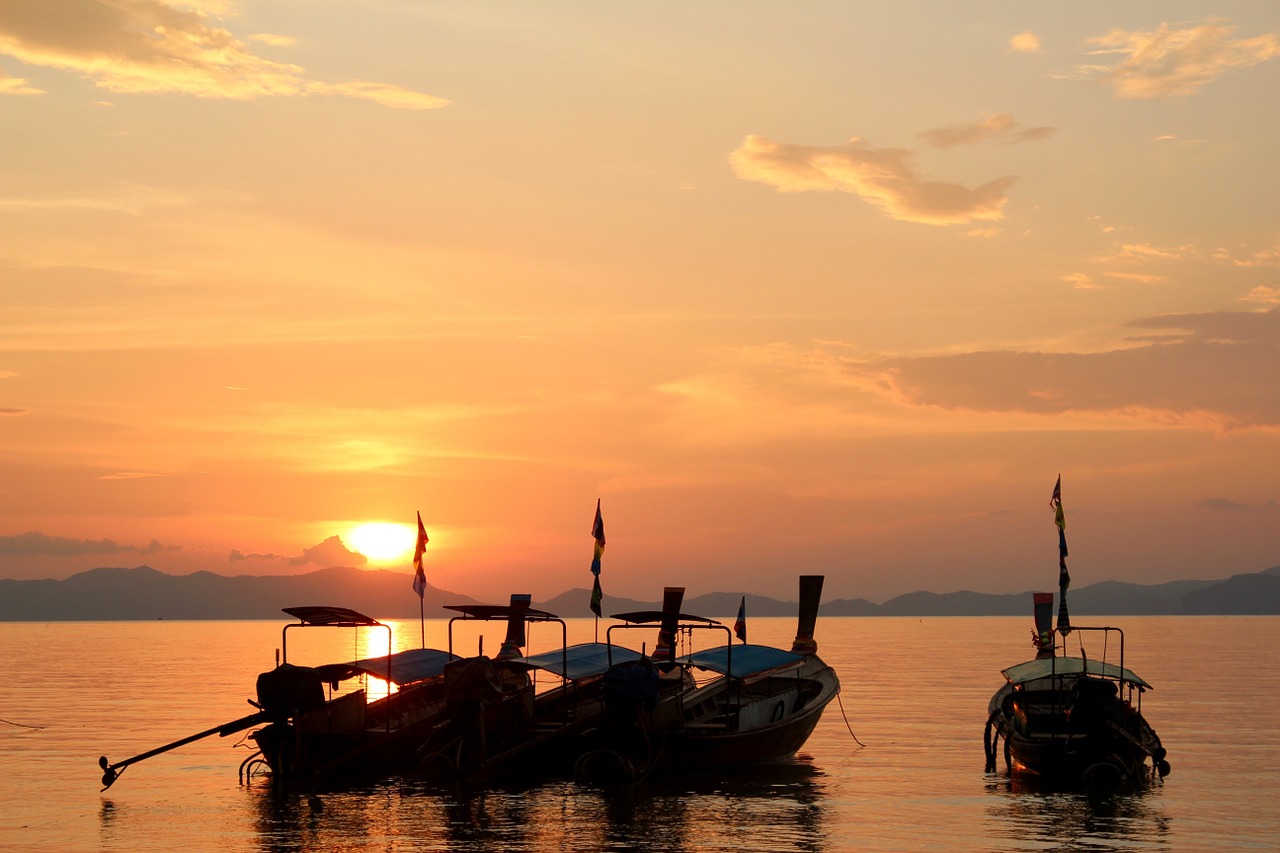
[2,563,1278,621]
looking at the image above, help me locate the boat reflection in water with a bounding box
[250,761,829,853]
[985,775,1173,846]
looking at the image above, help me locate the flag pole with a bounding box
[1050,475,1071,637]
[590,499,605,642]
[412,510,429,649]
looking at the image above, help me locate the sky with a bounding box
[2,1,1279,604]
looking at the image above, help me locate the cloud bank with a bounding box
[846,308,1280,429]
[288,535,367,567]
[0,531,174,556]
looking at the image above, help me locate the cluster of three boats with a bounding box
[99,576,840,792]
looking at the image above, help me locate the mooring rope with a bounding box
[835,691,865,747]
[0,717,44,729]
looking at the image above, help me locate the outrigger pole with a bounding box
[98,710,266,791]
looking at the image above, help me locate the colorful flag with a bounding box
[734,595,747,643]
[1050,477,1071,632]
[412,511,428,599]
[589,499,605,617]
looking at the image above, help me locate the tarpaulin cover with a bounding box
[521,642,644,681]
[686,644,805,679]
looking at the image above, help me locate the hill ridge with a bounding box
[2,563,1278,621]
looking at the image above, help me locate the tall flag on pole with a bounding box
[734,595,747,643]
[589,499,605,617]
[412,511,429,599]
[1050,476,1071,633]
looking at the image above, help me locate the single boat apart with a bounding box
[983,478,1170,794]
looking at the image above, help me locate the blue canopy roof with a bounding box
[521,642,644,681]
[346,648,459,686]
[686,644,805,679]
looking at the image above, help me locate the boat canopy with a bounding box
[521,642,645,681]
[1001,656,1152,690]
[609,610,721,625]
[686,644,805,679]
[282,605,383,627]
[443,604,561,622]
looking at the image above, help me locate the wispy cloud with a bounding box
[0,0,448,109]
[0,183,192,215]
[1062,272,1100,290]
[0,67,42,95]
[729,134,1017,226]
[1068,19,1280,99]
[248,33,295,48]
[1009,32,1042,54]
[918,114,1054,148]
[98,470,187,480]
[1241,286,1280,305]
[1104,271,1168,284]
[1213,241,1280,269]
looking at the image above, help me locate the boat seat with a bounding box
[297,689,367,733]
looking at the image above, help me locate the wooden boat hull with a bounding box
[661,690,830,772]
[578,657,839,781]
[985,677,1168,794]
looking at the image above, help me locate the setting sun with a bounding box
[344,522,417,562]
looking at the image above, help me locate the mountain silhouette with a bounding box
[1,563,1277,621]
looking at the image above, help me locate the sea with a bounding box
[1,614,1276,852]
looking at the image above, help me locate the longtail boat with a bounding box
[982,479,1170,794]
[576,575,840,781]
[412,596,644,784]
[99,605,459,792]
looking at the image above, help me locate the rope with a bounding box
[835,691,865,747]
[0,717,44,729]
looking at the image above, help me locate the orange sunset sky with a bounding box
[2,3,1278,603]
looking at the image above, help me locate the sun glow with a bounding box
[344,522,416,562]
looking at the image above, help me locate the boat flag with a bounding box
[1050,476,1071,633]
[412,511,429,599]
[589,499,605,617]
[734,595,747,643]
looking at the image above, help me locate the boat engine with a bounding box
[255,663,325,721]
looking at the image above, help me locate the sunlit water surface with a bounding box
[2,615,1275,851]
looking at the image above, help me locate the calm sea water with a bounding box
[1,614,1276,851]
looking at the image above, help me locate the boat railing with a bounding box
[444,604,569,688]
[280,606,394,732]
[1054,624,1124,678]
[1050,624,1149,711]
[605,619,743,732]
[605,618,733,670]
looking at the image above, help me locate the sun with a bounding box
[344,522,417,562]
